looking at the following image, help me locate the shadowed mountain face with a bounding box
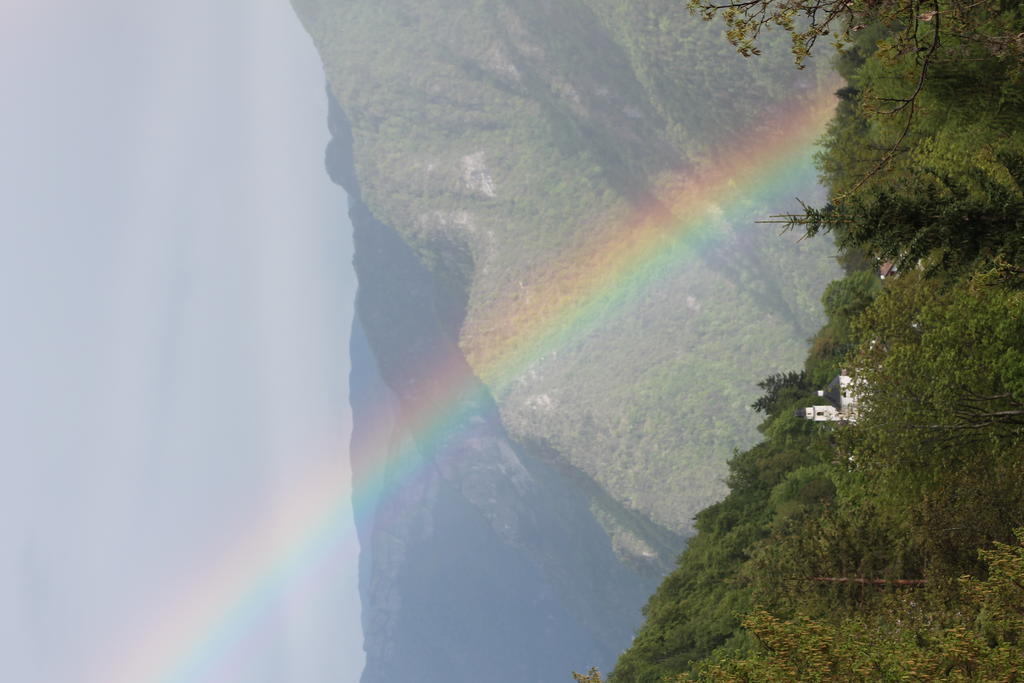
[339,99,659,679]
[296,0,842,678]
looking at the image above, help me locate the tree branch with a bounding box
[811,576,928,585]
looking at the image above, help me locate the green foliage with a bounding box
[838,274,1024,578]
[820,270,879,321]
[688,0,1024,94]
[802,269,879,386]
[793,0,1024,273]
[799,163,1024,276]
[695,531,1024,681]
[613,2,1024,666]
[751,371,809,417]
[615,265,1024,680]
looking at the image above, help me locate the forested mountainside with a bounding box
[606,1,1024,680]
[293,0,839,556]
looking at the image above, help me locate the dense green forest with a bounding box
[593,0,1024,680]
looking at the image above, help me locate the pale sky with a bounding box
[0,1,362,681]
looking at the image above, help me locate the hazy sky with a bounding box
[0,1,362,681]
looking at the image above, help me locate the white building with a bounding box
[800,404,841,421]
[796,372,859,422]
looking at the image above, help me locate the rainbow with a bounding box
[108,86,838,682]
[466,90,839,391]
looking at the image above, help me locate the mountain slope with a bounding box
[296,0,840,542]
